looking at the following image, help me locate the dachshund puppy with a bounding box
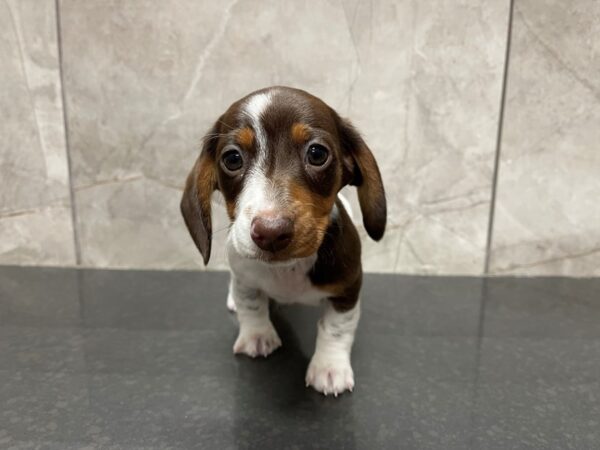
[181,86,386,395]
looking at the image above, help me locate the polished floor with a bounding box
[1,266,599,449]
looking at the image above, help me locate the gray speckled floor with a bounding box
[0,267,599,449]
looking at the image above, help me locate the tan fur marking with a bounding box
[285,182,335,258]
[196,156,216,216]
[225,199,236,220]
[236,127,255,149]
[291,123,310,145]
[199,153,235,219]
[316,281,347,296]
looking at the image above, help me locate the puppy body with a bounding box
[181,87,386,395]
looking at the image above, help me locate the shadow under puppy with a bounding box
[181,86,386,396]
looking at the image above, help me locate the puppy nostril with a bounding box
[276,233,291,242]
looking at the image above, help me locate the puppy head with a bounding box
[181,86,386,265]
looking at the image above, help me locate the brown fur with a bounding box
[180,133,218,265]
[309,199,362,312]
[335,116,386,240]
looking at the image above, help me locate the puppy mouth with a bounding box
[250,249,298,266]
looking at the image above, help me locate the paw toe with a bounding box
[233,328,281,358]
[305,360,354,396]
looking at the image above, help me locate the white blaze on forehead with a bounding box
[239,90,279,213]
[245,91,272,120]
[243,91,274,165]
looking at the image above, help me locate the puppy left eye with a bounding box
[306,144,329,166]
[221,149,243,173]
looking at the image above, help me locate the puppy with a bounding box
[181,86,386,396]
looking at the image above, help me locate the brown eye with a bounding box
[221,149,243,173]
[306,144,329,166]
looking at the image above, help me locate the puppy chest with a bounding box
[257,266,325,305]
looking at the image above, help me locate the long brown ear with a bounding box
[180,123,220,265]
[336,116,387,241]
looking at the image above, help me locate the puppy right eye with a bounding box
[221,149,243,173]
[306,144,329,167]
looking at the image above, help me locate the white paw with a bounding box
[226,292,237,312]
[233,326,281,358]
[305,356,354,396]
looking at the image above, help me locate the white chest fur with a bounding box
[227,243,326,306]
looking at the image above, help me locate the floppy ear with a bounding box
[336,116,387,241]
[180,123,220,265]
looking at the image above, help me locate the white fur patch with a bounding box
[305,301,360,396]
[227,242,323,305]
[243,91,273,165]
[229,272,282,358]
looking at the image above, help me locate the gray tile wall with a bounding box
[1,0,598,276]
[488,0,600,276]
[0,0,75,265]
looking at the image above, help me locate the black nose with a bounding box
[250,215,294,252]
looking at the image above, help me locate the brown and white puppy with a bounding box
[181,86,386,396]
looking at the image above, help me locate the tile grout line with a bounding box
[55,0,82,265]
[484,0,515,275]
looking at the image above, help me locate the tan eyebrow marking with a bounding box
[291,122,310,145]
[236,127,255,149]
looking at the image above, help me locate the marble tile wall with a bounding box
[344,0,508,273]
[1,0,598,276]
[488,0,600,276]
[57,0,508,273]
[0,0,76,265]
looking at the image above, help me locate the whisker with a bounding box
[217,120,235,131]
[202,132,233,140]
[212,225,231,235]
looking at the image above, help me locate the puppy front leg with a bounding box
[306,300,360,396]
[230,275,281,358]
